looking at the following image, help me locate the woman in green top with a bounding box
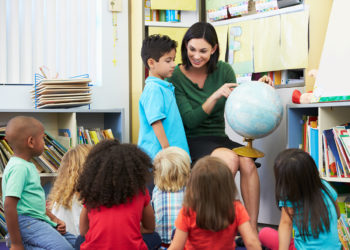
[167,21,272,233]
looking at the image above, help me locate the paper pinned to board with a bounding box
[253,16,282,72]
[148,27,188,65]
[214,25,228,62]
[280,10,309,69]
[228,20,254,74]
[151,0,196,11]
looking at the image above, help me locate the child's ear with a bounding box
[27,136,35,149]
[147,58,155,69]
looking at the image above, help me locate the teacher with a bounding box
[167,21,272,233]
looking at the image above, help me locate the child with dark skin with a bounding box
[3,116,75,250]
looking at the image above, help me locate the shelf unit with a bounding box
[287,102,350,183]
[0,108,125,145]
[209,4,305,26]
[145,0,201,28]
[0,108,124,177]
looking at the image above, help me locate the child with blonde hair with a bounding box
[169,156,261,250]
[152,146,191,246]
[48,144,92,236]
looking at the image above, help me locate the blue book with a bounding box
[309,127,319,168]
[324,129,345,176]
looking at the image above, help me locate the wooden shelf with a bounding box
[210,4,305,26]
[322,177,350,183]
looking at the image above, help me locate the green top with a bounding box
[2,157,56,227]
[168,61,236,137]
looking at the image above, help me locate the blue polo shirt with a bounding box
[279,180,340,249]
[138,76,190,160]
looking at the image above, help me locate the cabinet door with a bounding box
[150,0,196,11]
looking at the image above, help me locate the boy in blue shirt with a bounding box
[2,116,76,249]
[138,35,190,160]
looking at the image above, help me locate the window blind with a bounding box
[0,0,101,84]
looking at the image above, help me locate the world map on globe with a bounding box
[225,81,283,140]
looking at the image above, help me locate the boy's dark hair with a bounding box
[184,156,237,231]
[181,22,219,74]
[274,148,338,240]
[76,140,152,209]
[141,34,177,69]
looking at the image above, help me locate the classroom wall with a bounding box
[0,0,130,142]
[226,87,304,225]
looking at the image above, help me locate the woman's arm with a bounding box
[4,197,24,250]
[79,207,89,236]
[278,207,294,250]
[202,83,238,114]
[238,221,261,250]
[151,120,170,149]
[168,228,188,250]
[141,203,155,232]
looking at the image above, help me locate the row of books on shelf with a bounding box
[300,116,350,179]
[77,127,115,145]
[0,200,7,239]
[144,0,181,22]
[0,130,67,174]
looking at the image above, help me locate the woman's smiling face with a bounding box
[186,38,217,69]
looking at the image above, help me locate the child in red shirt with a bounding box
[76,140,161,249]
[169,156,261,250]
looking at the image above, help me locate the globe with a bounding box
[225,81,283,157]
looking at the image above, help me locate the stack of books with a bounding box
[338,195,350,249]
[0,130,67,174]
[32,78,92,109]
[322,125,350,179]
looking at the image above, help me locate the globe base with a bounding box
[232,139,264,158]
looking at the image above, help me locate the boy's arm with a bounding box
[79,207,89,236]
[151,120,170,149]
[46,208,66,235]
[4,196,24,250]
[278,207,293,250]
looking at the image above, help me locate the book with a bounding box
[324,129,346,177]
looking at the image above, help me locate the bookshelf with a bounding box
[287,102,350,183]
[0,108,124,177]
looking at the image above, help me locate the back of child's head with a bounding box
[48,144,93,209]
[153,146,191,192]
[184,156,237,232]
[5,116,44,154]
[76,140,152,209]
[141,34,177,69]
[274,148,337,239]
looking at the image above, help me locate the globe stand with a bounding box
[233,138,264,158]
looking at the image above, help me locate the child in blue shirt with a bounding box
[259,149,340,250]
[2,116,76,249]
[138,34,190,160]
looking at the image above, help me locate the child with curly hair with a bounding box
[76,140,161,249]
[152,147,191,246]
[48,144,92,236]
[169,156,261,250]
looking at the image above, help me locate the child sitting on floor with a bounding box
[152,146,191,246]
[48,144,92,236]
[76,140,161,249]
[259,149,340,250]
[2,116,76,249]
[169,156,261,250]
